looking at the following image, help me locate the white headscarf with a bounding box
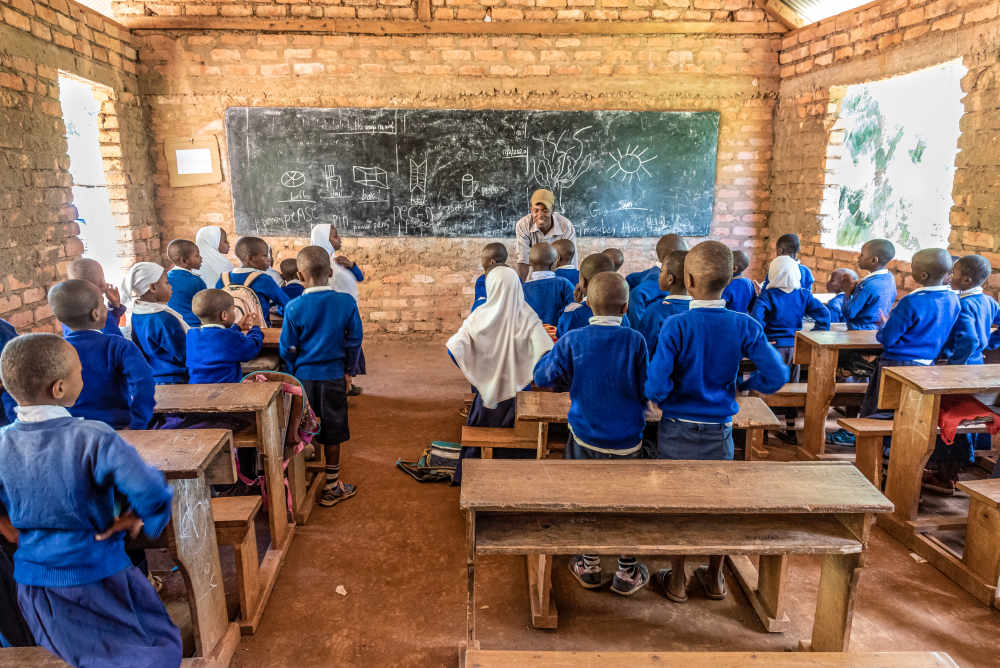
[447,266,554,409]
[195,226,235,289]
[767,256,801,294]
[120,262,189,333]
[310,223,335,254]
[311,223,359,300]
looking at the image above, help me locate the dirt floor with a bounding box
[224,340,1000,667]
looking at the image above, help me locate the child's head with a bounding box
[48,280,107,332]
[684,241,733,300]
[193,289,236,326]
[950,254,992,292]
[732,250,750,276]
[826,267,858,294]
[775,233,800,259]
[66,257,107,289]
[858,238,895,272]
[587,272,629,317]
[553,239,575,266]
[279,258,299,282]
[602,248,624,271]
[529,242,557,272]
[235,236,272,271]
[0,333,83,407]
[656,234,687,262]
[480,242,508,274]
[910,248,952,287]
[123,262,171,304]
[297,246,334,287]
[167,239,202,271]
[659,250,689,295]
[578,252,614,293]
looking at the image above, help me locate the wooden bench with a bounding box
[0,647,70,667]
[242,353,280,374]
[464,650,959,667]
[756,382,867,409]
[461,419,543,459]
[211,496,266,634]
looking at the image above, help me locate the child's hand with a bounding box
[334,255,355,269]
[104,284,122,309]
[95,511,144,541]
[0,515,18,544]
[238,313,260,331]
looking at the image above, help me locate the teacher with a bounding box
[514,188,577,281]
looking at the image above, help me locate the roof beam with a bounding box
[757,0,806,30]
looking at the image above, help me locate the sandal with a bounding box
[694,566,727,600]
[653,568,688,603]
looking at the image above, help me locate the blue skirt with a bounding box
[17,566,181,668]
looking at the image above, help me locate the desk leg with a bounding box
[259,398,292,550]
[801,346,837,458]
[808,553,861,652]
[883,388,940,526]
[745,427,767,461]
[854,435,884,489]
[526,554,558,629]
[466,511,479,651]
[536,422,549,459]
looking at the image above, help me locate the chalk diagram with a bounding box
[409,157,427,204]
[461,174,478,199]
[353,165,389,190]
[319,165,349,199]
[531,127,595,209]
[606,144,657,183]
[279,170,315,203]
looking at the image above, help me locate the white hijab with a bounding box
[195,226,235,289]
[447,266,554,409]
[311,223,359,300]
[767,256,801,294]
[120,262,189,333]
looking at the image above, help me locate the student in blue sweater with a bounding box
[646,241,788,603]
[557,253,632,337]
[0,334,180,667]
[49,280,155,430]
[165,239,206,327]
[186,289,264,384]
[216,236,289,327]
[123,262,189,385]
[65,258,126,337]
[602,247,625,272]
[553,239,579,287]
[722,249,756,314]
[0,319,16,427]
[943,255,1000,365]
[534,272,650,596]
[638,250,691,357]
[761,234,815,292]
[627,234,688,323]
[279,258,305,300]
[280,246,362,508]
[843,238,897,330]
[523,242,575,327]
[625,234,686,289]
[471,242,508,313]
[825,268,858,324]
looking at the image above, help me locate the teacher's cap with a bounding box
[530,189,555,210]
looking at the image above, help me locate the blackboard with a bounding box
[225,107,720,238]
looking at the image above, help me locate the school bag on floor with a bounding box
[396,441,462,483]
[220,271,267,324]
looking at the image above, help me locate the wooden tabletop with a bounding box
[516,392,781,429]
[795,329,881,349]
[882,365,1000,394]
[261,327,280,348]
[154,382,281,413]
[464,650,959,668]
[460,460,893,514]
[118,429,234,480]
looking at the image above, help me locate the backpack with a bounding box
[395,441,462,483]
[221,271,267,324]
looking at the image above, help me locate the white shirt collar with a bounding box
[171,266,199,275]
[304,286,335,294]
[690,299,727,310]
[909,285,951,295]
[860,268,890,283]
[527,271,555,282]
[589,315,623,326]
[664,295,692,302]
[555,264,576,271]
[959,286,984,297]
[16,405,72,422]
[285,279,304,286]
[201,323,226,328]
[232,267,255,274]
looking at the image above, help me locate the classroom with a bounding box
[1,0,1000,665]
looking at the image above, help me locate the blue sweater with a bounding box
[627,279,667,329]
[216,270,289,327]
[878,287,960,362]
[625,266,658,289]
[64,330,155,430]
[555,266,580,287]
[556,301,632,339]
[639,295,691,357]
[761,263,814,292]
[751,288,831,347]
[844,271,897,330]
[186,325,264,383]
[523,274,575,326]
[471,274,487,313]
[283,280,305,301]
[722,276,755,314]
[827,293,846,323]
[0,415,172,587]
[0,319,17,428]
[533,323,648,451]
[943,292,1000,365]
[61,305,126,338]
[130,311,188,384]
[646,306,788,422]
[280,288,363,380]
[167,268,207,327]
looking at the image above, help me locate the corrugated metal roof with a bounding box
[781,0,872,24]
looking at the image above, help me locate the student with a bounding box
[263,248,286,288]
[65,258,126,337]
[166,239,207,327]
[522,242,575,327]
[645,241,787,603]
[825,268,858,324]
[533,272,649,596]
[0,334,180,667]
[843,238,897,330]
[216,236,289,328]
[761,234,814,291]
[471,243,508,313]
[280,246,362,508]
[721,249,755,314]
[943,255,1000,365]
[625,233,686,289]
[123,262,189,385]
[627,234,688,324]
[195,225,234,291]
[638,250,691,357]
[280,258,305,300]
[602,248,625,272]
[186,290,264,384]
[0,319,16,427]
[553,239,579,287]
[557,253,632,338]
[49,280,155,430]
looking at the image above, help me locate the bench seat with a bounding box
[212,496,264,634]
[464,650,958,668]
[757,382,866,408]
[461,420,543,458]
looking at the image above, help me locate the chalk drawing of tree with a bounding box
[531,127,595,210]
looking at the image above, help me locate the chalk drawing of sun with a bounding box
[605,145,657,183]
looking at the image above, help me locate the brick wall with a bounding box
[771,0,1000,297]
[138,28,779,337]
[0,0,158,332]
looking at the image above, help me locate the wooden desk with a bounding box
[461,460,891,652]
[515,392,782,460]
[261,327,280,350]
[119,429,241,667]
[877,364,1000,605]
[793,330,881,459]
